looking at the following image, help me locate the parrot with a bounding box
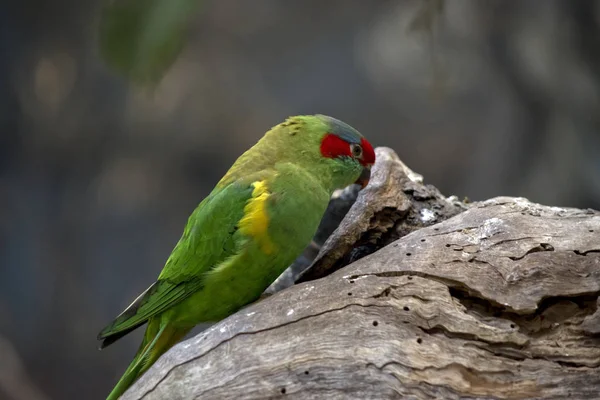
[98,114,376,400]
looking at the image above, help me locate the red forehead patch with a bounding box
[320,133,352,160]
[320,134,376,167]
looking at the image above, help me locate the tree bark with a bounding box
[123,148,600,400]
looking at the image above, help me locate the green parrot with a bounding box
[98,114,376,400]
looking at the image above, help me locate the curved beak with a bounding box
[355,166,371,188]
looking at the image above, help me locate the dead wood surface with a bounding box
[123,149,600,400]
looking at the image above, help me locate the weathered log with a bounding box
[123,149,600,400]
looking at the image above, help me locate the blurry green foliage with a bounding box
[99,0,202,85]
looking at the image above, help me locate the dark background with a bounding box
[1,1,599,399]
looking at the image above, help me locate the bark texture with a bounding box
[123,148,600,400]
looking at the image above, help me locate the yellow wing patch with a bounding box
[239,180,276,254]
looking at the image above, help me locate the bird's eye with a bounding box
[350,143,363,159]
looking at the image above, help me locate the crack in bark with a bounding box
[477,342,600,369]
[426,226,482,238]
[346,271,509,311]
[490,236,541,247]
[416,325,526,348]
[574,249,600,256]
[508,243,555,260]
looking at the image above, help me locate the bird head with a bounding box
[314,114,375,188]
[272,114,375,192]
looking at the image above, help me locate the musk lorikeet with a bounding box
[98,114,376,399]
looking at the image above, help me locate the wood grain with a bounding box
[123,149,600,400]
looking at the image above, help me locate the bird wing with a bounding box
[98,171,274,346]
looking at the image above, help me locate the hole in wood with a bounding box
[406,252,412,256]
[281,388,286,394]
[403,306,410,311]
[372,321,379,326]
[347,292,352,296]
[417,338,422,344]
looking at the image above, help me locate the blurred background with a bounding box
[1,0,599,399]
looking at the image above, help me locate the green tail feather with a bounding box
[106,325,167,400]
